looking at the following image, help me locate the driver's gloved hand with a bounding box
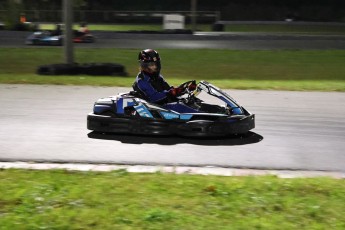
[188,81,197,91]
[168,87,184,97]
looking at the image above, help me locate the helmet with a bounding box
[138,49,161,76]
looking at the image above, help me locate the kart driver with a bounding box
[132,49,197,113]
[78,22,89,34]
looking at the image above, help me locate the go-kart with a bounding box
[73,31,95,43]
[87,80,255,137]
[25,30,63,46]
[25,30,95,46]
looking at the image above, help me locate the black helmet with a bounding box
[138,49,161,76]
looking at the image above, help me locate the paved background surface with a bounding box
[1,30,344,173]
[1,30,345,49]
[0,84,344,172]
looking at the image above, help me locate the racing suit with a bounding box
[133,72,171,104]
[132,72,198,113]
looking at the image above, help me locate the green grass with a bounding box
[222,24,345,34]
[1,48,345,91]
[39,23,345,34]
[0,169,344,229]
[40,23,163,32]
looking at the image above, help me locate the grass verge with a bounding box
[1,48,345,91]
[39,23,345,35]
[0,169,344,229]
[1,74,343,92]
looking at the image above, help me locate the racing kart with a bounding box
[25,30,95,46]
[25,30,63,46]
[87,80,255,137]
[73,31,95,43]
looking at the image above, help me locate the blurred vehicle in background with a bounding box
[25,30,63,46]
[25,24,95,46]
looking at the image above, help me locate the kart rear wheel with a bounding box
[85,36,95,43]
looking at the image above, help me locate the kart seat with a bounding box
[131,82,149,100]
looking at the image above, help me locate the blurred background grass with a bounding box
[1,48,345,91]
[37,23,345,35]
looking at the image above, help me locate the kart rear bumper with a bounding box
[175,114,255,137]
[87,113,255,137]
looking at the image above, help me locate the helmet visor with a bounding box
[140,61,161,73]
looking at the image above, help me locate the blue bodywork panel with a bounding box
[134,104,153,118]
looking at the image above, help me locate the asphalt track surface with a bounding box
[1,31,345,172]
[0,84,344,172]
[1,30,345,49]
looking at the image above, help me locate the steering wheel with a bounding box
[177,80,197,104]
[177,80,196,92]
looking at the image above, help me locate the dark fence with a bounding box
[0,10,220,24]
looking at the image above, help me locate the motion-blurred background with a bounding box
[1,0,345,31]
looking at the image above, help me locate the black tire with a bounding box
[84,35,95,43]
[81,63,127,76]
[37,64,79,75]
[37,63,127,76]
[212,23,224,31]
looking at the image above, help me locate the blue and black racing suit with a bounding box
[132,72,198,113]
[133,72,172,104]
